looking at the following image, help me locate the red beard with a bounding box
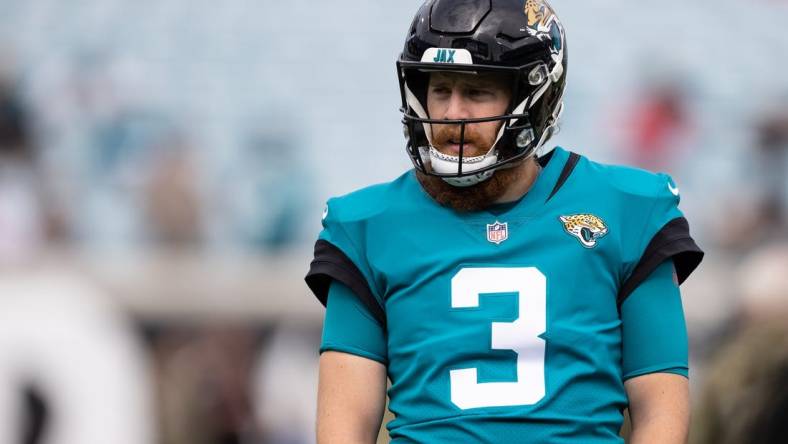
[416,161,524,212]
[418,121,526,212]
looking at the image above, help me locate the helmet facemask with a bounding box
[399,55,563,187]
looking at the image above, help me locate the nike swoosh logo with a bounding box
[668,182,679,196]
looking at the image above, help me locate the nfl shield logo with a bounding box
[487,221,509,245]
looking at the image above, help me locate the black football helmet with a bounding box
[398,0,567,186]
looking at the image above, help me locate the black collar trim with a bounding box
[546,151,581,202]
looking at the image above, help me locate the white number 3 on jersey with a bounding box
[450,267,547,409]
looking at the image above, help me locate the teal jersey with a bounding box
[306,147,703,443]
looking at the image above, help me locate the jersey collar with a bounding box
[482,146,570,217]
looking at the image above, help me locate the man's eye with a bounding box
[468,88,493,97]
[431,87,451,95]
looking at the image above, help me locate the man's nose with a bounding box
[443,89,470,120]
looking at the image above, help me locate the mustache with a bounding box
[431,123,484,150]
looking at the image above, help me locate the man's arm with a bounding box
[625,373,689,444]
[620,259,691,443]
[317,351,387,444]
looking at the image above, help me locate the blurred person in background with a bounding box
[0,49,155,444]
[143,134,203,248]
[0,271,156,444]
[0,55,46,264]
[690,243,788,444]
[252,323,320,444]
[212,115,312,253]
[708,101,788,251]
[24,50,190,251]
[621,78,692,175]
[750,104,788,238]
[306,1,703,442]
[152,326,262,444]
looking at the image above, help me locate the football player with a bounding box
[306,0,704,442]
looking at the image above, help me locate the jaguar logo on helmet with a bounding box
[525,0,558,33]
[524,0,564,55]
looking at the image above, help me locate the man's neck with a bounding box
[494,158,542,204]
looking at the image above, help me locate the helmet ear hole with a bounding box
[528,64,549,86]
[516,127,536,149]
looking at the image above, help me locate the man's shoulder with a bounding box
[576,152,677,201]
[324,170,420,224]
[564,149,685,245]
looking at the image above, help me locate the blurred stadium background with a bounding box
[0,0,787,443]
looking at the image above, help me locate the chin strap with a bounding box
[442,173,494,187]
[423,146,497,187]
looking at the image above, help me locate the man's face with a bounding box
[426,71,512,158]
[418,71,523,213]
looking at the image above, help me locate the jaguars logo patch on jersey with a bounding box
[560,214,608,248]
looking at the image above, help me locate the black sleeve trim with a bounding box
[546,152,581,202]
[305,239,386,328]
[617,217,704,307]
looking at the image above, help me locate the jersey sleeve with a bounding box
[621,259,688,380]
[321,281,388,364]
[617,174,704,306]
[304,199,386,327]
